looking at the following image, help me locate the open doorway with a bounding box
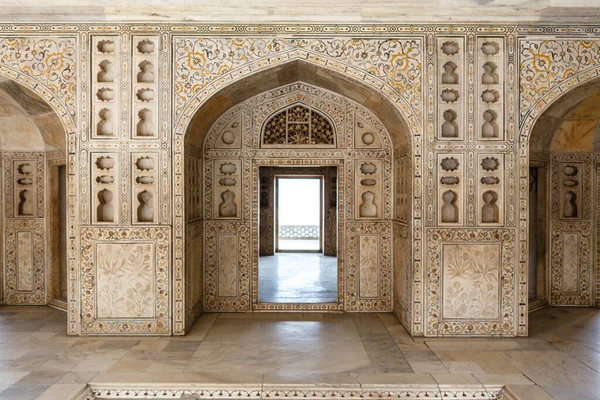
[528,164,549,311]
[276,176,322,252]
[258,167,337,304]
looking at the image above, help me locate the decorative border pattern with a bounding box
[426,229,515,336]
[174,37,422,122]
[550,221,592,305]
[3,218,45,304]
[346,222,392,311]
[0,37,76,115]
[520,40,600,116]
[79,227,170,335]
[204,221,250,311]
[79,385,501,400]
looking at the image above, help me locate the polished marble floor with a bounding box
[258,252,337,303]
[0,306,599,399]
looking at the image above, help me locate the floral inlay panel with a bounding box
[80,227,170,335]
[204,221,250,311]
[442,244,500,320]
[520,40,600,116]
[550,221,592,306]
[174,37,422,120]
[4,219,45,305]
[96,243,155,319]
[426,229,515,336]
[346,222,392,311]
[0,37,77,115]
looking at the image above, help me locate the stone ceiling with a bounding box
[0,77,65,152]
[2,0,600,23]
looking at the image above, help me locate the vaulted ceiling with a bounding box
[0,76,65,151]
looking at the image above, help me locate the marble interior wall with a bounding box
[0,24,599,337]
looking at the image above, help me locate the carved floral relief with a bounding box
[4,219,45,304]
[80,227,170,335]
[442,244,500,320]
[96,243,155,319]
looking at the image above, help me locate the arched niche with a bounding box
[0,75,68,310]
[181,60,414,332]
[527,77,600,311]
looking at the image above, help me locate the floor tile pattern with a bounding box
[0,306,598,399]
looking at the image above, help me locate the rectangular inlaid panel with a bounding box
[4,219,45,305]
[95,242,156,319]
[359,234,379,298]
[16,231,34,292]
[562,233,579,293]
[441,243,501,320]
[550,221,591,306]
[217,233,238,298]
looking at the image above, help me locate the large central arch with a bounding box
[175,58,420,333]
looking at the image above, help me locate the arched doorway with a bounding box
[0,74,68,309]
[527,78,600,310]
[181,61,414,327]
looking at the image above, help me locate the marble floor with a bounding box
[0,306,599,399]
[258,252,337,303]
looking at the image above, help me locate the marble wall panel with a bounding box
[346,222,392,311]
[548,154,593,306]
[359,235,379,298]
[204,221,250,312]
[550,221,592,306]
[185,219,204,330]
[393,222,411,331]
[4,219,45,304]
[441,243,501,320]
[16,231,34,292]
[96,242,155,319]
[426,229,515,336]
[217,234,238,298]
[80,227,170,335]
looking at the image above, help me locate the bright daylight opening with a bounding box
[277,177,322,251]
[258,172,337,304]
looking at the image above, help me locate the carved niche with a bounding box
[92,35,119,140]
[92,154,118,224]
[438,155,464,225]
[213,160,241,219]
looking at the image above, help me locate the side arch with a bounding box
[0,66,77,326]
[519,66,600,321]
